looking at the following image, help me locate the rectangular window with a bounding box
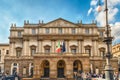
[85,49,91,56]
[58,28,62,34]
[31,49,36,56]
[45,49,50,53]
[32,29,36,34]
[16,50,21,57]
[85,29,89,34]
[46,28,49,34]
[100,31,103,36]
[71,49,76,54]
[18,31,22,37]
[72,28,76,34]
[6,50,9,54]
[100,51,105,58]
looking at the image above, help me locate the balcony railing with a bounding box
[4,56,33,60]
[34,52,89,57]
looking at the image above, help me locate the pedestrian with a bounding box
[74,71,77,80]
[77,71,83,80]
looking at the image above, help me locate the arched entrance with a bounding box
[57,60,65,78]
[41,60,50,78]
[73,60,82,73]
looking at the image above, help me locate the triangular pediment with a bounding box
[42,18,78,27]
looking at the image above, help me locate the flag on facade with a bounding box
[62,41,66,52]
[56,41,61,53]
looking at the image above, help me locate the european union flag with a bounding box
[62,41,66,52]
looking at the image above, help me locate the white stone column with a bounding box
[78,40,81,53]
[26,40,29,56]
[51,40,55,53]
[67,40,69,53]
[10,42,14,56]
[38,40,42,53]
[81,40,84,53]
[96,40,98,56]
[41,41,43,53]
[23,40,27,56]
[91,40,94,56]
[13,42,15,56]
[94,40,97,56]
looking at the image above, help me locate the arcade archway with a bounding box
[57,60,66,78]
[41,60,50,78]
[73,60,83,73]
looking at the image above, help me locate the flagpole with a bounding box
[104,0,114,80]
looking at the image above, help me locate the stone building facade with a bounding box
[112,43,120,57]
[4,18,118,79]
[0,44,9,73]
[112,43,120,72]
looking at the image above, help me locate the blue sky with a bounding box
[0,0,120,44]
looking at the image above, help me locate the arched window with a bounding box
[16,47,22,58]
[11,63,18,75]
[30,45,36,56]
[85,45,91,56]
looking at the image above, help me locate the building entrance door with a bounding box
[41,60,50,78]
[58,68,64,78]
[73,60,83,73]
[44,68,49,77]
[57,60,65,78]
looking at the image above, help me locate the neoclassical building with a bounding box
[0,44,9,73]
[4,18,118,79]
[112,43,120,57]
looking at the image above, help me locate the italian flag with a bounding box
[56,41,61,53]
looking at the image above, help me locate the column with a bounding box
[94,40,97,56]
[23,40,28,56]
[54,40,56,53]
[96,40,99,56]
[91,40,94,56]
[10,42,14,56]
[78,40,81,53]
[38,40,42,53]
[26,40,29,56]
[81,40,84,53]
[13,42,15,56]
[51,40,55,53]
[67,40,69,53]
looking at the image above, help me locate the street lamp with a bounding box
[103,0,114,80]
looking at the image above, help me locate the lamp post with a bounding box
[103,0,114,80]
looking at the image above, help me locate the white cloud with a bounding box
[88,0,120,44]
[111,22,120,44]
[88,0,120,26]
[90,0,98,6]
[87,8,93,16]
